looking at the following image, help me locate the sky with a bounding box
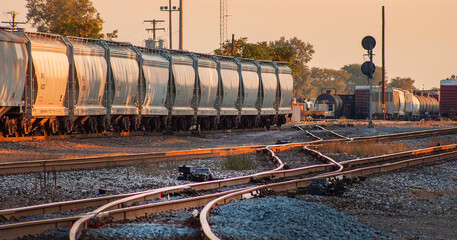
[2,0,457,90]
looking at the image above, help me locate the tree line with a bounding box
[216,37,417,98]
[23,0,419,99]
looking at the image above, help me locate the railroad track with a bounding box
[2,126,456,176]
[200,143,457,240]
[1,127,457,239]
[2,142,456,239]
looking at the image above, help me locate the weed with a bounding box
[222,154,257,170]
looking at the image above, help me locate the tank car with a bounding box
[403,90,420,120]
[313,90,343,118]
[415,93,439,119]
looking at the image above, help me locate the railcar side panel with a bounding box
[240,62,259,115]
[109,53,139,115]
[259,64,277,116]
[219,60,239,116]
[142,53,169,115]
[197,57,218,116]
[171,55,195,115]
[72,42,107,116]
[30,38,69,117]
[277,69,293,115]
[0,31,27,108]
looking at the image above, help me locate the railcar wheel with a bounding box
[120,117,128,132]
[90,118,97,133]
[50,119,59,135]
[20,118,31,136]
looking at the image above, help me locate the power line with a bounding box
[2,10,25,29]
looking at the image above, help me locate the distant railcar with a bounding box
[439,79,457,119]
[354,86,438,120]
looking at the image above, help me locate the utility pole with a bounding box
[231,34,235,56]
[160,0,180,49]
[179,0,183,50]
[2,11,25,29]
[144,20,165,42]
[381,6,386,120]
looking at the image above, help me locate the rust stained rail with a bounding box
[0,145,265,175]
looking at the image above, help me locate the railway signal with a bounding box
[361,36,376,128]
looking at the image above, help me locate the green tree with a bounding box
[214,37,248,57]
[214,36,315,98]
[307,67,350,98]
[388,77,416,90]
[341,64,383,94]
[26,0,104,38]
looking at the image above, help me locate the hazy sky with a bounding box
[2,0,457,89]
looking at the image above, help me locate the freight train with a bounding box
[0,29,293,137]
[310,86,441,120]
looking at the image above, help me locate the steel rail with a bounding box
[0,145,265,175]
[200,147,457,240]
[315,125,352,140]
[1,127,457,176]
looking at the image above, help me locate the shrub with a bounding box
[222,154,257,170]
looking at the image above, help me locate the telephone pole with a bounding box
[179,0,183,50]
[2,11,25,29]
[144,20,165,42]
[160,0,180,49]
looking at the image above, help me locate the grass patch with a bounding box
[321,142,410,157]
[222,154,257,170]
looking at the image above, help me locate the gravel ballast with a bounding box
[210,196,384,240]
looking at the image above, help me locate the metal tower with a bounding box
[220,0,228,46]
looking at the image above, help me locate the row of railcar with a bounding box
[0,29,293,136]
[311,86,440,120]
[354,86,439,120]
